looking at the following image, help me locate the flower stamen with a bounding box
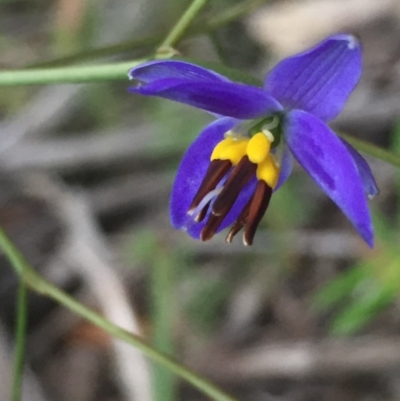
[246,132,271,164]
[190,186,223,222]
[212,155,256,216]
[191,129,280,244]
[188,159,231,215]
[200,213,227,242]
[242,181,273,246]
[226,181,273,246]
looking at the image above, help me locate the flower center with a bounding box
[188,129,280,245]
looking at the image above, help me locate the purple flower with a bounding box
[128,34,378,247]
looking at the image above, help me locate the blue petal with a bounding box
[129,78,282,119]
[128,60,230,83]
[170,117,256,239]
[264,34,362,122]
[340,139,379,199]
[129,61,282,119]
[274,145,293,191]
[284,110,373,246]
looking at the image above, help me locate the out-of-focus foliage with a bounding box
[313,123,400,335]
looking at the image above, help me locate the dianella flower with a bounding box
[128,34,378,247]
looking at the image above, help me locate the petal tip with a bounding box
[127,66,139,80]
[346,35,359,50]
[367,189,379,200]
[330,34,360,50]
[265,34,362,121]
[364,231,374,248]
[357,216,374,248]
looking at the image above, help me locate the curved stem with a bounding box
[11,280,28,401]
[0,228,240,401]
[0,0,262,86]
[0,59,145,86]
[31,37,158,69]
[0,0,210,86]
[0,68,398,172]
[31,0,265,68]
[207,0,265,29]
[158,0,211,50]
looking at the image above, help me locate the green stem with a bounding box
[151,250,176,401]
[207,0,265,29]
[339,133,400,169]
[31,0,265,68]
[32,37,158,69]
[0,68,398,172]
[11,280,28,401]
[158,0,211,50]
[0,59,145,86]
[0,0,210,86]
[0,228,239,401]
[0,0,262,86]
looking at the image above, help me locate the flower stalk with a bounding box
[0,60,146,86]
[31,0,266,68]
[0,227,240,401]
[11,280,28,401]
[158,0,211,51]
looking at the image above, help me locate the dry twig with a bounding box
[23,173,153,401]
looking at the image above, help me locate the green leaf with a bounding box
[185,276,230,333]
[330,286,396,336]
[312,265,366,310]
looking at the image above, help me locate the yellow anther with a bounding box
[256,155,280,188]
[210,137,234,161]
[221,140,248,165]
[211,138,248,165]
[246,132,271,164]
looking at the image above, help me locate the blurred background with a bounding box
[0,0,400,400]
